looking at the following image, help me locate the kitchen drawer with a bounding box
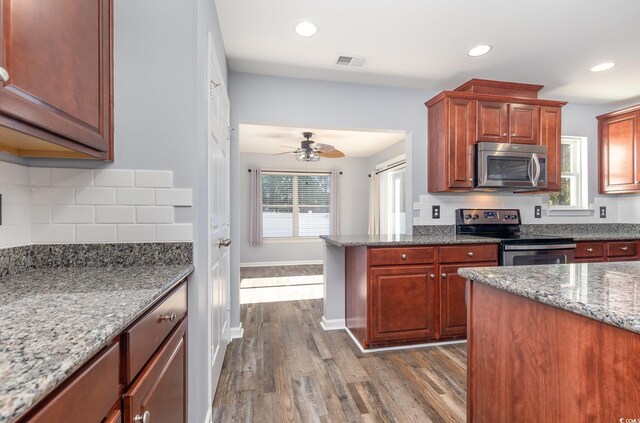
[575,242,606,259]
[27,342,119,423]
[439,244,498,263]
[369,247,435,266]
[123,281,187,384]
[607,242,637,258]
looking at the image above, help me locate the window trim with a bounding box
[261,171,331,239]
[548,136,591,215]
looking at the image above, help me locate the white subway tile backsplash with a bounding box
[156,224,192,241]
[30,206,52,224]
[155,189,193,206]
[2,205,30,225]
[96,206,135,224]
[29,168,52,187]
[31,187,75,205]
[75,187,115,205]
[116,188,155,206]
[117,224,156,242]
[0,161,30,185]
[32,224,75,243]
[135,170,173,188]
[7,225,30,247]
[76,224,116,242]
[52,169,94,187]
[136,206,174,223]
[95,169,135,187]
[52,206,94,224]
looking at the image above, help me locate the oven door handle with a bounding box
[503,243,576,251]
[531,153,541,186]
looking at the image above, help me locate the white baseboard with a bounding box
[230,324,244,339]
[345,327,467,353]
[320,316,345,331]
[205,407,212,423]
[240,260,323,267]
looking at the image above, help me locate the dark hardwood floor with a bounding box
[212,299,467,422]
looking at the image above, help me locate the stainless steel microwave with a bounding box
[474,142,548,190]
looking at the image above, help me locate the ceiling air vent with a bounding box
[335,54,369,68]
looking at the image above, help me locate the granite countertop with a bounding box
[0,264,194,423]
[550,232,640,241]
[320,234,501,247]
[459,262,640,335]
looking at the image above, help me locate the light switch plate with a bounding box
[600,206,607,218]
[534,205,542,219]
[432,205,440,219]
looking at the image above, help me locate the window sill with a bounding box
[263,237,324,244]
[546,208,594,217]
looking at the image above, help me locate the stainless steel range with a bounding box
[455,208,576,266]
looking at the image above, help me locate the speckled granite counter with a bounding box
[459,262,640,335]
[0,242,193,423]
[320,234,501,247]
[520,223,640,241]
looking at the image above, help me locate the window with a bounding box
[262,172,330,238]
[549,137,588,209]
[378,159,406,235]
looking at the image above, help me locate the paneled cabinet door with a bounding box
[369,265,437,343]
[124,320,187,423]
[439,265,470,337]
[0,0,112,154]
[539,106,562,190]
[477,101,508,142]
[447,98,477,188]
[599,111,640,193]
[508,103,539,144]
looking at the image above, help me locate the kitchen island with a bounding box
[460,262,640,422]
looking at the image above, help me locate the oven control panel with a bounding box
[456,209,521,225]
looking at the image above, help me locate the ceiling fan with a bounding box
[275,132,345,161]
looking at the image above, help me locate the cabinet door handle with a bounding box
[429,274,435,279]
[0,67,9,83]
[401,254,407,260]
[159,312,177,323]
[511,133,516,137]
[441,273,447,278]
[586,248,594,253]
[134,411,150,423]
[467,251,474,257]
[621,246,629,251]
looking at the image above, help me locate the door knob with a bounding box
[621,246,629,251]
[467,252,474,257]
[401,254,407,260]
[134,411,150,423]
[586,248,594,253]
[218,238,231,247]
[429,274,435,279]
[0,67,9,83]
[441,273,447,278]
[511,133,516,137]
[159,312,177,323]
[501,133,507,137]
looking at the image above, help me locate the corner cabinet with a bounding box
[426,79,566,193]
[0,0,113,159]
[345,244,498,349]
[598,104,640,194]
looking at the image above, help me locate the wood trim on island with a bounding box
[467,281,640,421]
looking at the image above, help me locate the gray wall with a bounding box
[239,152,369,265]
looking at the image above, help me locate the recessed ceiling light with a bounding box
[295,21,318,37]
[468,45,492,57]
[590,62,616,72]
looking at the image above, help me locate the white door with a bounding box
[207,33,231,401]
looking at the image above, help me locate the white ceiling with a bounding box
[216,0,640,106]
[239,124,406,157]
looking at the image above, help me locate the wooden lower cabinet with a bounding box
[575,241,639,263]
[124,319,187,423]
[346,244,497,348]
[369,265,437,343]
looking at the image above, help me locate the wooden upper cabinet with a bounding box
[509,103,539,144]
[539,106,562,191]
[477,101,508,142]
[0,0,112,159]
[598,105,640,194]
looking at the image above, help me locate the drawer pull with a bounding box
[401,254,407,260]
[159,313,177,323]
[429,274,435,279]
[135,411,150,423]
[441,273,447,278]
[586,248,594,253]
[0,67,9,82]
[621,246,629,251]
[467,251,474,257]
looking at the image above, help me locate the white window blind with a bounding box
[262,172,330,238]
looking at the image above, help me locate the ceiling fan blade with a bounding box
[318,149,345,158]
[273,150,298,156]
[310,142,335,153]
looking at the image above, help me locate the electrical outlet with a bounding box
[600,206,607,218]
[534,205,542,219]
[432,205,440,219]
